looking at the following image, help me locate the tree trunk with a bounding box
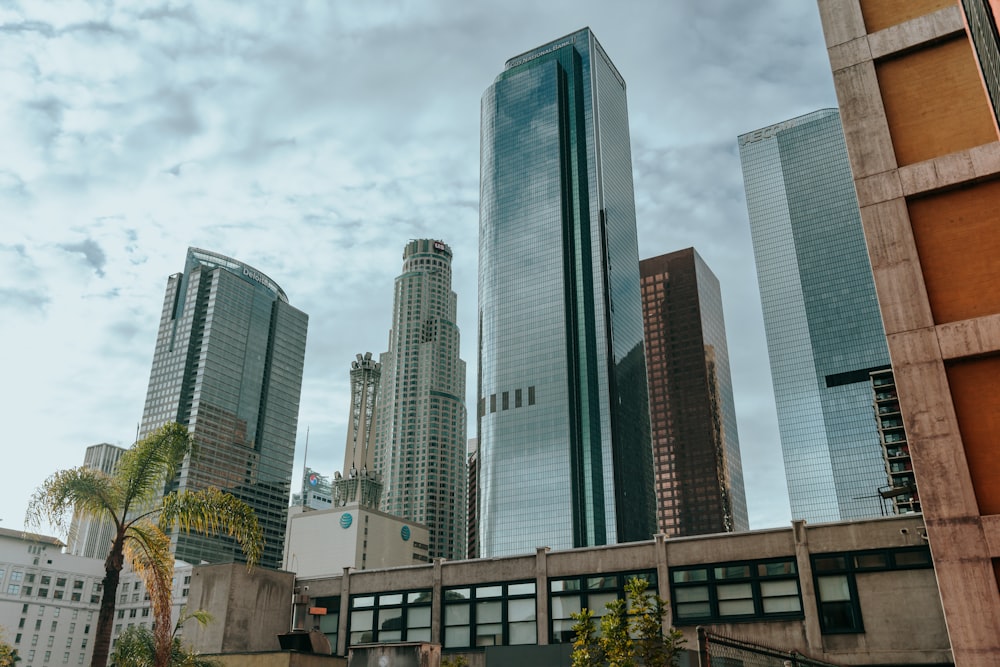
[90,531,125,667]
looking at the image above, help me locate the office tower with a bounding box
[962,0,1000,124]
[373,239,467,560]
[139,247,308,569]
[869,370,920,514]
[466,438,478,559]
[477,28,656,558]
[66,443,126,558]
[817,0,1000,657]
[739,109,891,523]
[332,352,383,508]
[640,248,749,537]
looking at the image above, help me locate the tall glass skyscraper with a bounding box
[374,239,467,560]
[739,110,891,523]
[478,28,656,557]
[139,248,308,569]
[640,248,748,537]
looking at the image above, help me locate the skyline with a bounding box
[1,1,838,537]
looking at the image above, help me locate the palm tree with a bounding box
[26,423,263,667]
[109,610,220,667]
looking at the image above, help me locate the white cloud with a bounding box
[1,0,835,537]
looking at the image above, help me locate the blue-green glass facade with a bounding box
[478,28,656,557]
[739,110,891,523]
[140,248,308,568]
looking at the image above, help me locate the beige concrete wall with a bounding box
[185,563,295,654]
[209,651,346,667]
[817,0,1000,662]
[297,516,946,665]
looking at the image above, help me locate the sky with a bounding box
[0,0,839,537]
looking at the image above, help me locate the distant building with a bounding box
[640,248,749,536]
[374,240,467,560]
[0,527,103,667]
[332,353,382,508]
[291,467,333,511]
[817,0,1000,656]
[466,438,478,559]
[739,109,891,523]
[139,247,308,569]
[283,504,429,577]
[477,28,655,558]
[284,352,428,575]
[869,369,919,514]
[66,443,126,559]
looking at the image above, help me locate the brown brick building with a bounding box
[640,248,749,537]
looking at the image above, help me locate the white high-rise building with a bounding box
[374,239,467,560]
[66,444,126,559]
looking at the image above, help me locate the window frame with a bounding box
[442,579,537,650]
[669,557,803,625]
[810,545,932,635]
[549,570,657,644]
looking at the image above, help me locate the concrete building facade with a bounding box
[259,515,949,666]
[65,444,125,560]
[374,239,467,561]
[739,109,892,523]
[139,247,308,570]
[640,248,749,537]
[816,0,1000,661]
[477,28,656,558]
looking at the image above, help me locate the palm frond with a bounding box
[115,423,193,516]
[124,521,175,667]
[25,467,120,534]
[158,487,263,567]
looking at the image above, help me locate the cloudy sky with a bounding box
[1,0,838,537]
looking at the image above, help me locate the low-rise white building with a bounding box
[0,527,103,666]
[0,527,192,666]
[283,504,429,577]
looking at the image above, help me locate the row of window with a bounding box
[311,547,933,652]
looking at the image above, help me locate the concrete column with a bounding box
[535,546,550,645]
[654,533,673,631]
[431,558,444,644]
[792,520,822,652]
[338,567,351,656]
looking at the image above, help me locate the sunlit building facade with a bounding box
[739,110,891,523]
[139,247,308,569]
[640,248,748,537]
[66,443,126,559]
[478,28,656,557]
[374,239,467,560]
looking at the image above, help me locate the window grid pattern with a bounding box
[138,248,308,569]
[478,27,655,558]
[443,581,537,649]
[670,558,802,625]
[811,546,932,634]
[348,590,432,645]
[739,110,892,522]
[549,570,656,644]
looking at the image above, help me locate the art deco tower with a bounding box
[477,28,656,557]
[739,110,892,523]
[640,248,748,537]
[139,247,308,569]
[332,352,382,508]
[374,239,467,560]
